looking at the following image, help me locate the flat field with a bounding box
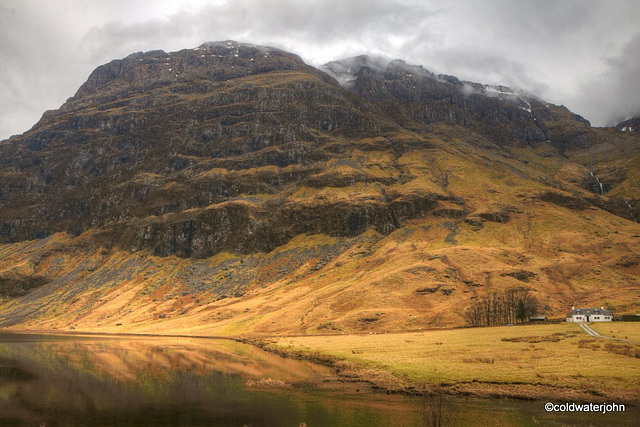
[589,322,640,342]
[267,323,640,402]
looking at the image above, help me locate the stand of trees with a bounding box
[464,288,538,327]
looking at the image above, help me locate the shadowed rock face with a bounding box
[0,41,440,253]
[0,273,50,298]
[323,55,594,152]
[86,193,448,258]
[0,42,638,260]
[614,115,640,133]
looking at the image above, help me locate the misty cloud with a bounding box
[573,33,640,126]
[81,0,441,63]
[1,0,640,139]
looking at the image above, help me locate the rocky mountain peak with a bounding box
[56,41,332,118]
[614,115,640,133]
[0,41,636,253]
[323,55,597,151]
[322,55,435,87]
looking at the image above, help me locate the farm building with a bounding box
[566,307,613,322]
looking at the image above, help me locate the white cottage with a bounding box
[566,307,613,322]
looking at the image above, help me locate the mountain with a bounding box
[615,115,640,133]
[323,55,590,150]
[0,42,638,335]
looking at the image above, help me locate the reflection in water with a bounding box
[0,334,637,426]
[0,334,419,426]
[34,336,331,384]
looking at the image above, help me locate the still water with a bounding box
[0,333,636,426]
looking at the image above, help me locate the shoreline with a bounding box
[248,337,640,406]
[2,327,638,406]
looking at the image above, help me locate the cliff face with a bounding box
[323,56,595,152]
[322,55,640,218]
[0,42,639,333]
[615,116,640,133]
[1,41,405,249]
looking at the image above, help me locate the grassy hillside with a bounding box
[1,128,638,334]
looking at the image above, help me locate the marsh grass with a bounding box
[271,323,640,401]
[589,323,640,342]
[604,342,640,358]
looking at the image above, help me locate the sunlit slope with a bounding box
[2,130,638,335]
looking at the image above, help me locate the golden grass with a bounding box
[588,322,640,342]
[2,202,638,337]
[269,323,640,402]
[1,120,639,344]
[289,183,384,204]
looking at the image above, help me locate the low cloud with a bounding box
[1,0,639,139]
[572,33,640,126]
[80,0,442,64]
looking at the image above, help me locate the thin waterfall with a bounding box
[590,172,604,195]
[624,200,637,222]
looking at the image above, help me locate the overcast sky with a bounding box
[1,0,640,140]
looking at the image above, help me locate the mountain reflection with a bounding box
[2,334,391,427]
[1,333,636,426]
[19,336,330,383]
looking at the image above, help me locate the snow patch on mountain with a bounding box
[323,55,538,115]
[322,55,436,88]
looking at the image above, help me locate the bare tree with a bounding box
[464,289,539,327]
[421,392,455,427]
[464,299,483,327]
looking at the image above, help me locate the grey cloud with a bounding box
[81,0,441,62]
[1,0,640,139]
[0,1,115,139]
[397,44,551,97]
[573,33,640,126]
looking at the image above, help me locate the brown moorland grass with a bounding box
[1,123,639,336]
[266,323,640,403]
[588,322,640,342]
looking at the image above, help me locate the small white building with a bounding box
[566,307,613,322]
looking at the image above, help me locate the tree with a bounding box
[464,299,484,327]
[465,289,539,326]
[516,299,527,323]
[422,392,455,427]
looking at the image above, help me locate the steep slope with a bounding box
[323,56,589,149]
[324,55,640,219]
[0,43,638,335]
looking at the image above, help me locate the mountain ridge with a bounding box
[614,115,640,133]
[0,41,638,334]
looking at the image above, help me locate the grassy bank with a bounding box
[262,323,640,403]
